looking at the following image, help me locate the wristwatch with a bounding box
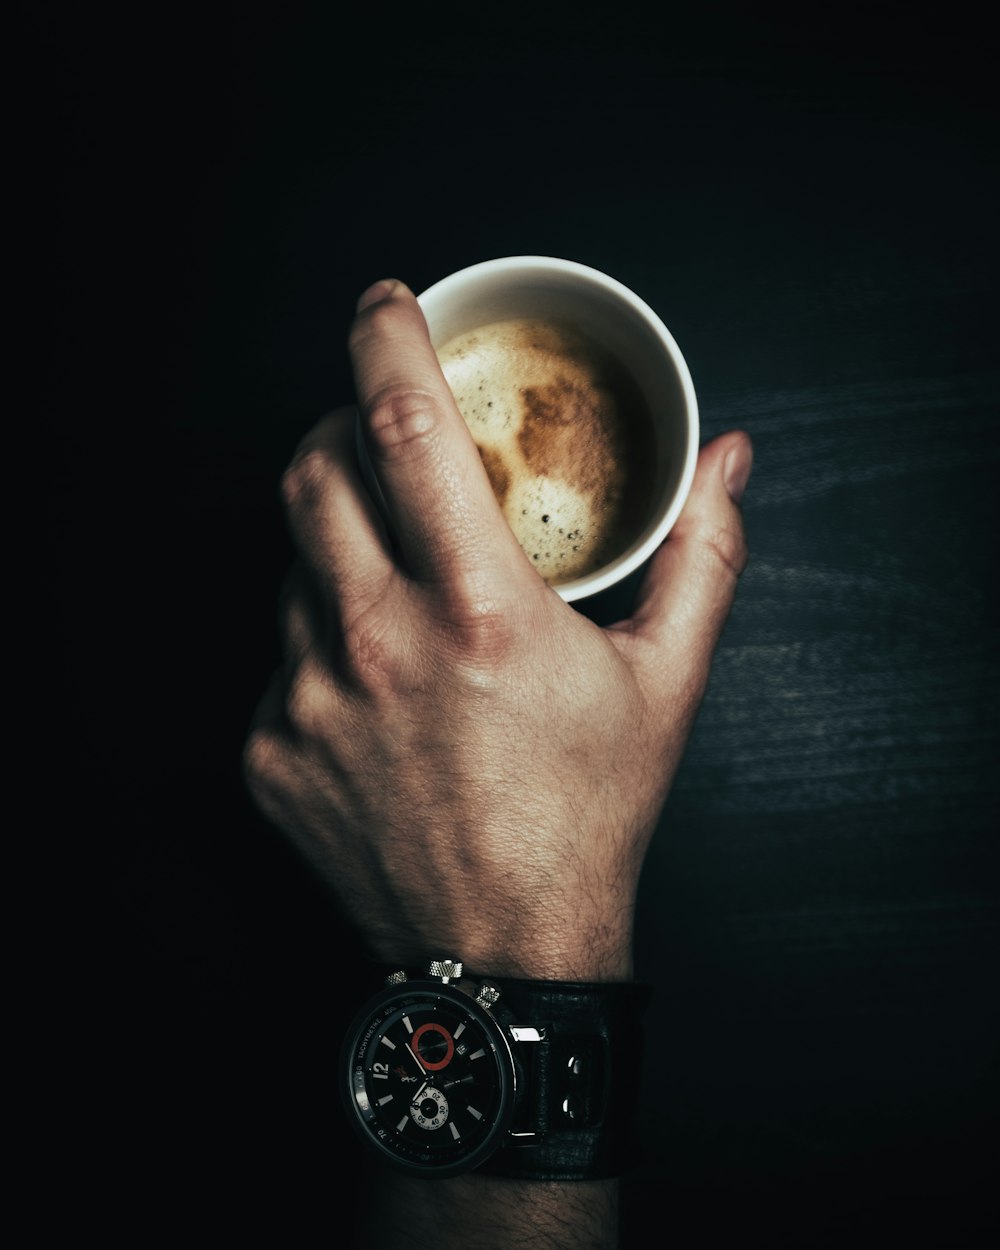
[340,957,652,1181]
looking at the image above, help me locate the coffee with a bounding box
[438,317,657,586]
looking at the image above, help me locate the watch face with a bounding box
[341,980,517,1176]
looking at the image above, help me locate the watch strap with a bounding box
[475,976,652,1182]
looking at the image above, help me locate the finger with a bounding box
[247,567,320,738]
[278,562,323,670]
[622,430,752,699]
[281,406,396,615]
[247,664,285,735]
[349,279,528,592]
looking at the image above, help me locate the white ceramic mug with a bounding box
[359,256,699,603]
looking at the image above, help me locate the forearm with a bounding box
[350,1167,620,1249]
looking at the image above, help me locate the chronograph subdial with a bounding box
[410,1085,449,1130]
[411,1021,454,1070]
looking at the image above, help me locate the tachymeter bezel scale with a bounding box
[341,980,518,1177]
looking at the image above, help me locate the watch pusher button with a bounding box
[567,1054,585,1079]
[476,981,502,1010]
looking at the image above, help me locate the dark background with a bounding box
[32,2,997,1244]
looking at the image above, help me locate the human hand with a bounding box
[243,279,751,982]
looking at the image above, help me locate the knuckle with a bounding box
[440,590,518,666]
[338,606,402,688]
[282,661,337,738]
[698,523,749,578]
[242,725,283,798]
[280,445,331,513]
[364,386,441,462]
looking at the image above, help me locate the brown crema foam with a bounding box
[437,317,657,585]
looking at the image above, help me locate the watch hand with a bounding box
[405,1042,427,1076]
[443,1075,474,1089]
[411,1079,430,1105]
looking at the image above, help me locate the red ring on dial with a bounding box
[411,1022,455,1071]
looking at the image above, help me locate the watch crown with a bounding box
[476,981,501,1011]
[427,958,463,982]
[385,969,408,986]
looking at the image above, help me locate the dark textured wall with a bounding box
[35,4,997,1244]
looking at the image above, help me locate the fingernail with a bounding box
[723,437,753,503]
[356,279,403,313]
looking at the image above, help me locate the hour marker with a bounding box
[449,1123,461,1140]
[453,1023,466,1040]
[372,1070,389,1079]
[467,1106,483,1121]
[380,1036,396,1051]
[469,1048,486,1060]
[396,1115,409,1132]
[377,1095,393,1106]
[402,1015,414,1034]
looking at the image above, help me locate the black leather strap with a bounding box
[473,976,653,1182]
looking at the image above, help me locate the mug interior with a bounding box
[419,257,698,601]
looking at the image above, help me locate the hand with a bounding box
[243,279,752,983]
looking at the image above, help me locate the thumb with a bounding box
[624,429,752,704]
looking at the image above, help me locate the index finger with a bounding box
[349,279,529,593]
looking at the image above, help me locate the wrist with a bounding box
[358,845,639,982]
[368,923,634,984]
[465,940,633,983]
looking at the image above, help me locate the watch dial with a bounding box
[343,982,516,1176]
